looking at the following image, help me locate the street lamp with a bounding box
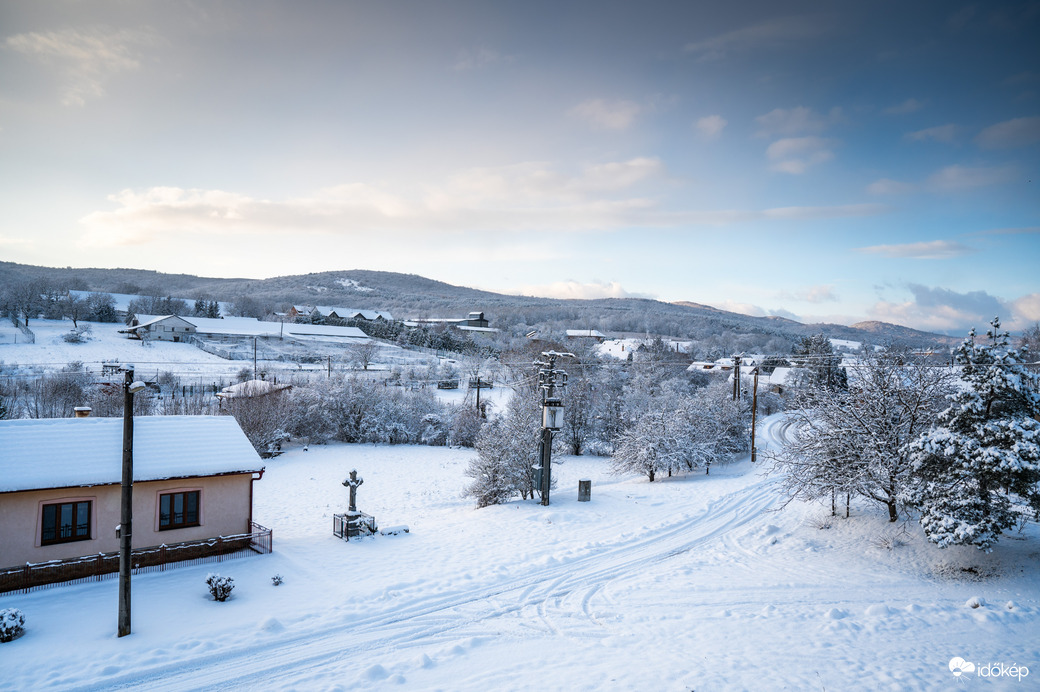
[118,366,146,638]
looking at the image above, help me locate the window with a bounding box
[159,491,200,530]
[41,501,92,545]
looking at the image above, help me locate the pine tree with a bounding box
[903,318,1040,549]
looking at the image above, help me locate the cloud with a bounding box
[867,284,1019,334]
[517,280,650,301]
[683,16,826,62]
[79,159,673,245]
[905,124,958,142]
[975,116,1040,149]
[777,285,839,304]
[77,161,889,248]
[857,240,976,259]
[707,300,767,318]
[765,136,836,173]
[760,203,884,220]
[695,115,727,139]
[755,106,841,137]
[926,164,1019,190]
[453,47,514,71]
[884,98,925,115]
[867,178,915,195]
[1014,294,1040,322]
[568,99,641,130]
[5,26,155,106]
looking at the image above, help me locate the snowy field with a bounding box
[0,320,506,407]
[2,415,1038,690]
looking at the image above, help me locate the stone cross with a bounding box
[342,469,364,512]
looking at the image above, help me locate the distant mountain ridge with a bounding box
[0,261,956,348]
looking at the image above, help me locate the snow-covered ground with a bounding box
[0,320,454,391]
[3,414,1037,690]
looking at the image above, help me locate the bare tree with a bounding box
[770,352,952,521]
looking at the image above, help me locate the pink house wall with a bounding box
[0,474,254,568]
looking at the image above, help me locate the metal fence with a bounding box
[0,522,272,596]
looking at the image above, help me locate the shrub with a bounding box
[0,608,25,642]
[205,574,235,601]
[271,574,284,586]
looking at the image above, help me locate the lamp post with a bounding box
[535,351,573,506]
[119,366,147,638]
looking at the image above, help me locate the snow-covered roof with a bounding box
[566,329,606,338]
[217,379,292,399]
[767,367,796,386]
[128,314,185,330]
[0,416,264,493]
[284,324,368,339]
[456,325,499,333]
[130,315,367,340]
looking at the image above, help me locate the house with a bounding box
[121,314,196,342]
[405,310,492,330]
[0,416,266,588]
[287,305,317,321]
[565,329,607,342]
[122,314,368,343]
[216,379,292,400]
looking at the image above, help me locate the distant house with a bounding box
[217,379,292,401]
[464,312,489,328]
[0,416,267,590]
[287,305,316,321]
[565,329,607,342]
[325,307,394,322]
[120,314,196,342]
[406,310,493,330]
[122,314,368,342]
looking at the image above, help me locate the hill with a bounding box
[0,261,954,351]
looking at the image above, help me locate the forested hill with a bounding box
[0,261,956,349]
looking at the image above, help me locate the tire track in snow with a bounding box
[80,471,781,692]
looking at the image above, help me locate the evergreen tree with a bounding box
[903,318,1040,549]
[792,334,848,390]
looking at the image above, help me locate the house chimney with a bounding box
[74,406,92,418]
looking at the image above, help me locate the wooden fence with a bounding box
[0,522,272,595]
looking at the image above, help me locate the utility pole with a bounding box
[535,351,573,506]
[732,353,742,401]
[253,337,258,379]
[750,367,759,462]
[119,366,146,638]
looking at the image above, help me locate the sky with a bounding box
[0,1,1038,335]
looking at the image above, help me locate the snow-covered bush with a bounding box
[0,608,25,642]
[205,574,235,601]
[271,574,284,586]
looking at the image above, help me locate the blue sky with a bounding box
[0,1,1037,335]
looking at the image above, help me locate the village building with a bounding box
[565,329,607,342]
[122,314,368,342]
[0,416,268,592]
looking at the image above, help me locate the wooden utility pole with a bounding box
[118,367,143,638]
[750,367,759,462]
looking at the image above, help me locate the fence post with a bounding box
[23,563,30,594]
[160,544,167,572]
[97,553,104,581]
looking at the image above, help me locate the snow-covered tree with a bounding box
[612,380,749,481]
[903,318,1040,549]
[465,386,547,506]
[791,334,848,391]
[771,351,952,521]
